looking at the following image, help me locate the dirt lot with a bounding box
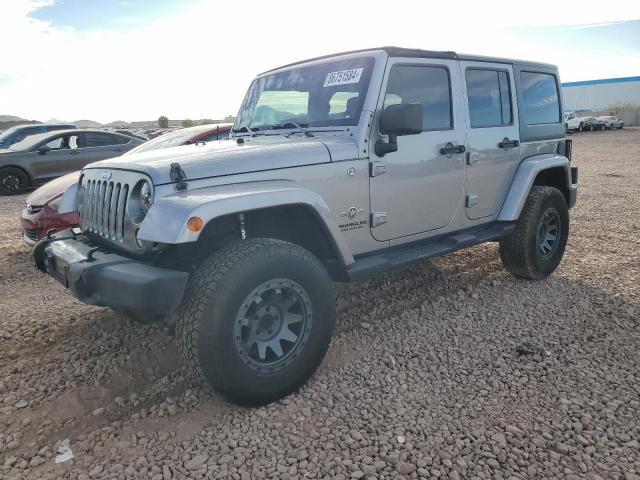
[1,128,639,480]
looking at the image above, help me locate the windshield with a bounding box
[0,127,19,145]
[234,56,375,132]
[8,132,51,151]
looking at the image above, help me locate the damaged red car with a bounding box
[21,171,80,244]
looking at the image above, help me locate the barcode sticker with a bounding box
[323,68,364,87]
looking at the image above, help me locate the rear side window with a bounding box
[520,72,561,125]
[110,134,131,145]
[84,132,117,147]
[466,69,512,128]
[383,65,452,131]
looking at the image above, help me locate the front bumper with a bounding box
[33,229,189,315]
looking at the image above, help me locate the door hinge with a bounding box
[466,194,478,208]
[370,212,388,228]
[369,161,387,177]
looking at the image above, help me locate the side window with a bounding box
[84,132,116,147]
[383,65,452,131]
[465,69,512,128]
[44,137,63,150]
[520,72,561,125]
[44,134,79,150]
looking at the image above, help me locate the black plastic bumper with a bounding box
[33,230,189,315]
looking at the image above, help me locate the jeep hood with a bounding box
[84,136,358,185]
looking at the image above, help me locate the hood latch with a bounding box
[170,163,188,191]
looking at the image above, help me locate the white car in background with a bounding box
[597,116,624,129]
[564,111,588,132]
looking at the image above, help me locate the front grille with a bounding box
[79,169,152,252]
[80,179,129,241]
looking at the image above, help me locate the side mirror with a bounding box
[37,145,51,155]
[375,103,423,157]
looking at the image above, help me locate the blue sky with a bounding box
[30,0,195,31]
[1,0,639,122]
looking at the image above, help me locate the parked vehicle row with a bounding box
[0,130,143,195]
[564,111,624,132]
[0,123,77,148]
[32,46,578,406]
[19,124,232,243]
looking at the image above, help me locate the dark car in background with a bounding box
[0,123,77,148]
[0,129,142,194]
[582,117,606,131]
[114,129,148,141]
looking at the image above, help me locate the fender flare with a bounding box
[498,154,571,221]
[137,180,355,265]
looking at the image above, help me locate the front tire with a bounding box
[499,186,569,280]
[176,238,336,406]
[0,167,29,195]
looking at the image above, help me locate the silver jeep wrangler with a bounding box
[34,47,578,405]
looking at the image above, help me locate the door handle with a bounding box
[498,138,520,149]
[440,143,466,155]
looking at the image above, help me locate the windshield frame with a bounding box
[233,53,381,137]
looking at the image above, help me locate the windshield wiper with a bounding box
[231,125,258,134]
[272,122,315,138]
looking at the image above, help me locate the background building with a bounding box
[562,76,640,111]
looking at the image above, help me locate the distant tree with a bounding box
[181,119,194,127]
[199,118,216,125]
[223,115,236,123]
[158,116,169,128]
[608,102,640,112]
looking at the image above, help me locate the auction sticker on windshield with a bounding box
[323,68,363,87]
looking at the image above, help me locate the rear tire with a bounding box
[578,123,584,132]
[176,238,336,406]
[0,167,29,195]
[499,186,569,280]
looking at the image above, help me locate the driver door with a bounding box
[32,133,85,181]
[369,59,466,241]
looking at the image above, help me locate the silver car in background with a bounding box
[0,129,143,195]
[597,115,624,129]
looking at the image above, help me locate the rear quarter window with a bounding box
[520,72,561,125]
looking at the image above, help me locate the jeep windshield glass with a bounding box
[234,56,375,132]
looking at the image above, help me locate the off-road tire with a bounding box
[578,123,584,132]
[499,186,569,280]
[0,167,29,195]
[176,238,336,406]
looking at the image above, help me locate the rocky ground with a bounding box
[0,128,638,480]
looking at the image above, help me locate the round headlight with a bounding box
[139,181,152,212]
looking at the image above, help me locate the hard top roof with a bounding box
[262,46,556,74]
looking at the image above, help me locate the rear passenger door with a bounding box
[461,62,520,220]
[81,132,130,165]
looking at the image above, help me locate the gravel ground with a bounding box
[0,128,638,480]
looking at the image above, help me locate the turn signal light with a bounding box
[187,216,204,232]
